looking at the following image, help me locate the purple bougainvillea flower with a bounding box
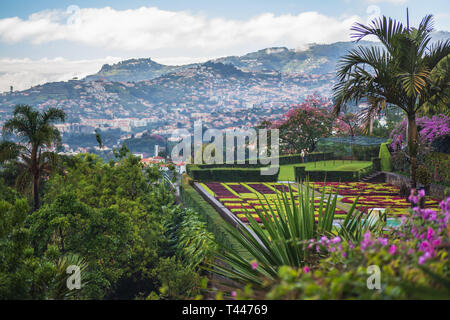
[427,227,435,241]
[418,255,427,265]
[378,238,388,246]
[389,245,397,255]
[331,236,341,244]
[303,266,310,273]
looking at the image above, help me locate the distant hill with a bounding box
[2,34,447,127]
[84,31,448,83]
[84,58,192,82]
[84,41,380,82]
[215,42,381,74]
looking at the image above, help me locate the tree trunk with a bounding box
[59,227,65,252]
[31,145,40,211]
[32,172,40,211]
[407,113,418,189]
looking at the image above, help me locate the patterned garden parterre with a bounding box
[308,182,440,215]
[200,182,347,224]
[199,182,441,225]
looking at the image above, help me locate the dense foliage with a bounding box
[213,192,450,300]
[333,15,450,189]
[0,153,215,299]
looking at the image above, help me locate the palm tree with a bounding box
[0,105,66,211]
[333,14,450,188]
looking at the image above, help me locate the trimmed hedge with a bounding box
[188,167,279,182]
[304,152,334,163]
[187,163,266,175]
[274,152,333,164]
[352,145,380,161]
[180,182,249,258]
[294,163,374,182]
[379,139,392,172]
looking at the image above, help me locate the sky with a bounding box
[0,0,449,92]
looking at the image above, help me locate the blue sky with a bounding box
[0,0,449,92]
[1,0,449,23]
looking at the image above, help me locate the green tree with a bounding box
[333,15,450,188]
[0,105,66,210]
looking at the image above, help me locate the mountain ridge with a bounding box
[84,30,449,83]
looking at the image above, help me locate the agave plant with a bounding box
[338,207,387,243]
[212,182,387,286]
[212,183,344,285]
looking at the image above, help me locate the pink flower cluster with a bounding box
[302,192,449,266]
[390,115,450,151]
[406,192,449,265]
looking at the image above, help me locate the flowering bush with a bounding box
[390,115,450,152]
[222,192,450,300]
[261,94,334,153]
[390,115,450,184]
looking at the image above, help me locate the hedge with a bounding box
[294,163,374,182]
[180,181,249,258]
[379,139,392,172]
[352,145,380,161]
[187,163,266,175]
[188,167,279,182]
[304,152,334,163]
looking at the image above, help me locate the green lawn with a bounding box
[278,160,372,181]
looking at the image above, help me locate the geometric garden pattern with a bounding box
[199,182,441,225]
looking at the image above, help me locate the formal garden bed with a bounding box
[195,181,442,226]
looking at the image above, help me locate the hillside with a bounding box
[1,61,330,126]
[83,41,379,83]
[84,58,192,82]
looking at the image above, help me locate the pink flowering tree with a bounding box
[261,94,334,154]
[334,112,362,138]
[390,115,450,152]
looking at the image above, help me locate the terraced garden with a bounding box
[198,181,441,225]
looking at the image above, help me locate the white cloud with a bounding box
[0,56,122,92]
[0,6,361,54]
[0,6,366,92]
[366,0,408,4]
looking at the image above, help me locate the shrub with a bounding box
[216,194,450,300]
[180,183,248,258]
[379,140,392,171]
[416,164,432,187]
[391,151,409,173]
[294,165,373,182]
[187,168,278,182]
[424,152,450,186]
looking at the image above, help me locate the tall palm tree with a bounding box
[0,105,66,211]
[333,14,450,188]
